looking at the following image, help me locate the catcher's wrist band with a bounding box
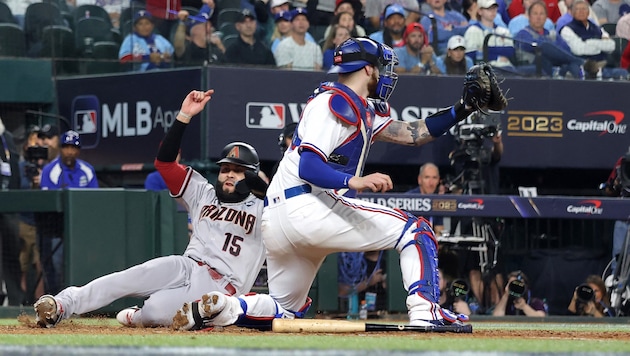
[178,112,192,120]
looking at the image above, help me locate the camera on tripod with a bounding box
[24,146,48,180]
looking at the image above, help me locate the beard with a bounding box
[215,178,250,203]
[367,69,379,99]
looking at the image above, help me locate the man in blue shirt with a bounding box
[39,130,98,294]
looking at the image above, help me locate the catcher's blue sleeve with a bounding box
[425,107,458,137]
[299,149,353,189]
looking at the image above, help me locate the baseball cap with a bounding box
[237,8,256,22]
[61,130,81,148]
[187,12,210,32]
[403,22,427,43]
[620,4,630,15]
[384,4,406,19]
[447,35,466,50]
[133,9,153,24]
[290,8,308,22]
[274,10,292,22]
[477,0,498,9]
[38,124,60,138]
[270,0,290,8]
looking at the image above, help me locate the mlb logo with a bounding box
[71,95,100,149]
[74,110,97,134]
[246,103,285,129]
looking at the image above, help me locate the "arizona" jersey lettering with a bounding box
[199,205,257,234]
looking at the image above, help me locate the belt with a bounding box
[188,256,237,295]
[264,184,312,207]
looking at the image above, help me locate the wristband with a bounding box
[178,112,192,120]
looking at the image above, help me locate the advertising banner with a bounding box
[206,67,628,169]
[357,193,630,220]
[56,67,629,169]
[56,69,203,166]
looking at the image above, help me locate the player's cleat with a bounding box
[116,306,141,327]
[172,292,227,331]
[34,295,63,328]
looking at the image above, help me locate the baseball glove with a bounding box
[462,63,508,112]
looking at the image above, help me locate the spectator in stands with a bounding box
[514,0,592,79]
[304,0,336,26]
[393,22,441,74]
[173,10,225,66]
[144,0,182,38]
[405,162,445,235]
[508,0,556,36]
[270,10,318,53]
[508,0,561,23]
[364,0,420,33]
[567,275,613,317]
[464,0,515,68]
[321,24,351,70]
[560,0,629,79]
[323,10,366,39]
[225,8,276,67]
[438,268,475,316]
[274,8,323,70]
[616,5,630,38]
[39,130,98,294]
[368,3,407,48]
[592,0,630,25]
[263,0,292,44]
[464,0,509,27]
[328,0,365,33]
[338,251,388,314]
[557,0,600,31]
[119,10,174,72]
[492,270,547,316]
[435,35,475,74]
[420,0,470,55]
[0,116,24,305]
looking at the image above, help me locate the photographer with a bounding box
[567,275,613,317]
[438,268,475,316]
[18,125,47,303]
[492,270,547,316]
[602,148,630,277]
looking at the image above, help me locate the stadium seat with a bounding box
[217,8,242,27]
[24,2,66,53]
[73,4,113,29]
[0,23,26,57]
[40,25,77,75]
[218,22,238,37]
[74,17,114,56]
[218,0,241,10]
[83,40,120,74]
[0,2,17,24]
[119,5,146,28]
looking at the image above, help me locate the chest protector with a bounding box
[312,81,376,197]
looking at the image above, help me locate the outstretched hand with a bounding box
[178,90,215,122]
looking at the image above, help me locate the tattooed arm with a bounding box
[375,101,473,145]
[375,120,436,146]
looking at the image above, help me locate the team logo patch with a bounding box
[71,95,100,149]
[227,146,240,159]
[246,102,285,129]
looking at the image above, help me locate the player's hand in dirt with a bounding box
[349,173,393,193]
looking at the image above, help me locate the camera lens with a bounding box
[576,284,595,302]
[508,279,526,299]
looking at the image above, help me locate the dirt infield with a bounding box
[8,314,630,340]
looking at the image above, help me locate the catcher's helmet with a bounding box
[61,130,81,148]
[217,142,260,172]
[328,37,399,102]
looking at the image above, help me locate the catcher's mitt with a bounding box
[462,63,508,112]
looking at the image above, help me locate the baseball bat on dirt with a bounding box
[271,319,472,333]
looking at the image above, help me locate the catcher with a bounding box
[172,37,508,331]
